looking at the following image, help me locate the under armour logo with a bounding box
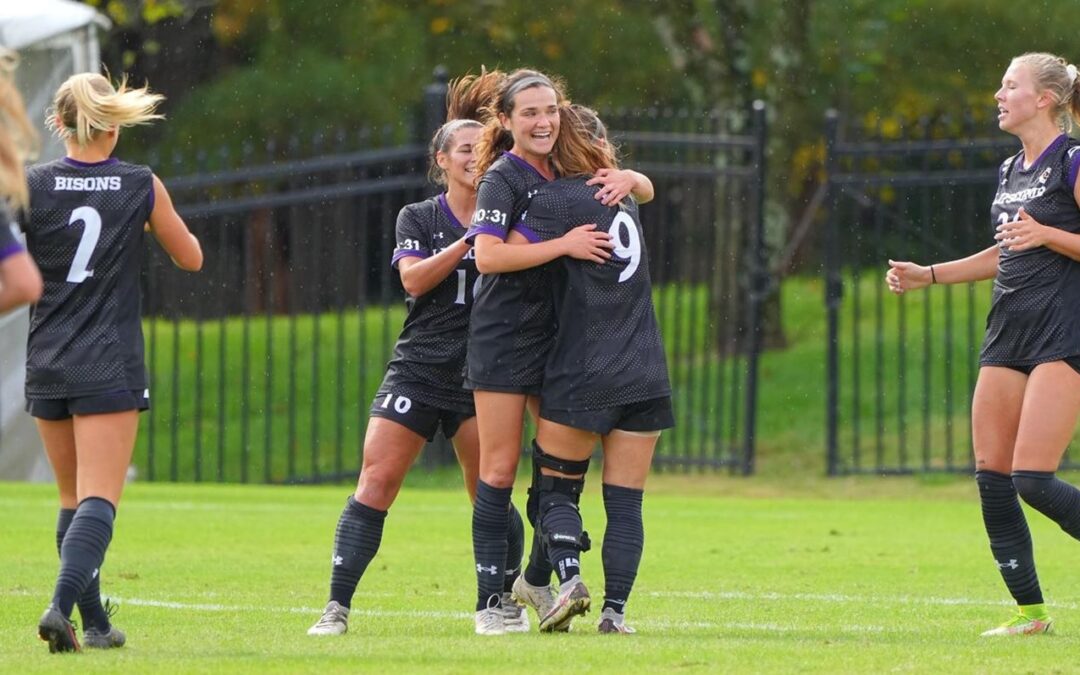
[92,568,99,579]
[476,564,498,575]
[996,559,1019,570]
[332,555,343,566]
[434,232,445,239]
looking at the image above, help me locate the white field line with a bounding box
[647,590,1080,611]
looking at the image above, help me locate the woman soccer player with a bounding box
[511,105,672,633]
[307,76,531,635]
[0,49,42,311]
[887,52,1080,636]
[465,70,653,634]
[26,73,203,653]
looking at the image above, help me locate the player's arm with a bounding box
[587,168,655,206]
[148,175,203,271]
[995,203,1080,261]
[398,238,471,297]
[886,245,999,294]
[0,250,42,312]
[474,225,613,274]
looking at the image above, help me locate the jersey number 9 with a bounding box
[609,211,641,283]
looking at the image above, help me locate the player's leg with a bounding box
[309,412,428,635]
[596,427,659,634]
[533,418,596,632]
[35,408,121,648]
[471,391,527,635]
[1003,360,1080,635]
[971,366,1049,636]
[39,408,137,653]
[451,413,528,632]
[515,394,558,624]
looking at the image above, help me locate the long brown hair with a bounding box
[471,68,569,180]
[551,104,618,177]
[0,49,38,211]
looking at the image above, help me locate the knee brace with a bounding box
[537,469,592,553]
[527,439,590,525]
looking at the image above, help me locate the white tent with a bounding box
[0,0,109,481]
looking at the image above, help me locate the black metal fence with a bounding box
[821,111,1080,475]
[135,79,770,483]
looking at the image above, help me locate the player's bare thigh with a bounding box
[473,390,527,487]
[971,366,1027,474]
[535,417,597,479]
[601,429,659,490]
[36,418,78,509]
[1012,361,1080,472]
[354,416,427,511]
[72,410,139,508]
[453,416,480,502]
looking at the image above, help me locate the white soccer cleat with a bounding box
[307,601,349,636]
[499,592,530,633]
[980,613,1053,637]
[474,607,506,636]
[511,575,557,622]
[597,607,636,634]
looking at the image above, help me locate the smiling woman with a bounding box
[886,52,1080,637]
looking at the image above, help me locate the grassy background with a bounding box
[3,478,1080,673]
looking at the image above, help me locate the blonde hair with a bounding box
[1013,52,1080,132]
[551,105,618,177]
[0,49,38,211]
[472,68,569,180]
[48,72,165,147]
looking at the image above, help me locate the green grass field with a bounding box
[3,477,1080,673]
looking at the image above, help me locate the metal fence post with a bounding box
[741,100,768,476]
[823,110,842,476]
[423,66,450,144]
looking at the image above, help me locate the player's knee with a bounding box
[1012,471,1054,508]
[356,468,406,509]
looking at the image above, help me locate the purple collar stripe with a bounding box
[63,157,120,168]
[437,193,465,230]
[0,243,25,262]
[465,224,507,243]
[501,151,551,182]
[1068,150,1080,190]
[1019,134,1066,172]
[510,222,542,244]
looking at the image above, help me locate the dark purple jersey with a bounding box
[24,158,153,398]
[983,134,1080,366]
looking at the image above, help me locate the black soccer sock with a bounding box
[976,471,1043,605]
[523,529,553,587]
[51,497,115,619]
[473,480,512,610]
[1013,471,1080,540]
[538,479,585,585]
[523,453,554,587]
[56,508,110,631]
[328,496,387,609]
[503,503,524,593]
[601,484,645,614]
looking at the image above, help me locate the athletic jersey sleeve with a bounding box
[466,169,515,244]
[391,203,432,269]
[0,202,24,262]
[1067,146,1080,192]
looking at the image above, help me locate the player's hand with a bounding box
[995,207,1050,251]
[586,169,634,206]
[561,223,613,263]
[886,259,932,294]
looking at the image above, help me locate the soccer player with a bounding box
[464,69,652,634]
[307,75,530,635]
[512,105,672,633]
[25,72,203,653]
[887,52,1080,637]
[0,49,42,311]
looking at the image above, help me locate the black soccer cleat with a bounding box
[38,606,80,653]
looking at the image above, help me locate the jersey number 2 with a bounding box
[66,206,102,283]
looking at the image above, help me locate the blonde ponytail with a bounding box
[0,49,38,211]
[48,72,165,146]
